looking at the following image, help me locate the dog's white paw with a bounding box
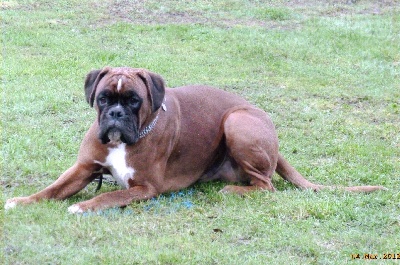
[67,204,83,214]
[4,200,17,210]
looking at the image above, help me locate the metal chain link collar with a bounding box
[138,99,167,139]
[138,114,159,139]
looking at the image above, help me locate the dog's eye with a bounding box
[129,97,139,105]
[98,97,107,106]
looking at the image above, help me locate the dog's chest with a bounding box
[96,143,135,189]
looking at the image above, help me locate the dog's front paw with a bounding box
[67,201,98,214]
[4,197,31,210]
[67,204,85,214]
[4,199,17,210]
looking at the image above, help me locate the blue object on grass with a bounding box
[82,188,196,217]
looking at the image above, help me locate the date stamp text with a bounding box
[351,253,400,260]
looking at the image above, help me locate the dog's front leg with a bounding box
[5,162,97,209]
[67,185,157,214]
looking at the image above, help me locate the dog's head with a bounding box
[84,67,165,145]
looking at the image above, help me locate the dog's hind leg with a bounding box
[220,107,279,195]
[220,106,386,194]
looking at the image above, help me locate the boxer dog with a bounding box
[5,67,385,213]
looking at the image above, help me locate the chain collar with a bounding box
[139,114,159,139]
[138,98,167,139]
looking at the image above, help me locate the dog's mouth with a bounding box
[107,129,122,144]
[99,123,138,145]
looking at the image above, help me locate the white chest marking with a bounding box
[96,143,135,189]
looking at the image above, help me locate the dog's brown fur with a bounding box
[5,67,385,213]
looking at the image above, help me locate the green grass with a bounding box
[1,0,400,264]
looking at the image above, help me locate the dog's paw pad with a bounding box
[4,200,17,210]
[68,204,83,214]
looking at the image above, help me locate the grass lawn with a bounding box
[1,0,399,264]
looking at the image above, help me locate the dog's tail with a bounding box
[275,153,386,192]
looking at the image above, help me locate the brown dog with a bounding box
[4,67,385,213]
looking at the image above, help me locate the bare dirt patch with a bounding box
[3,0,398,29]
[108,0,207,25]
[105,0,399,26]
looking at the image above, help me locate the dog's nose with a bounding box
[107,105,125,120]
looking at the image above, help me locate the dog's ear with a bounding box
[84,67,110,107]
[137,70,165,112]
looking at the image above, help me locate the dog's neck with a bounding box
[139,113,159,139]
[139,97,167,139]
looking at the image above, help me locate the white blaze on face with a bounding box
[95,143,135,189]
[117,78,123,91]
